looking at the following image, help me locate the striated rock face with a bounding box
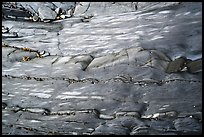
[2,2,202,135]
[73,2,182,16]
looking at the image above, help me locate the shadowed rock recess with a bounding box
[2,2,202,135]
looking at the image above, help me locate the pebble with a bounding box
[165,56,187,73]
[32,15,39,22]
[2,102,7,109]
[186,58,202,73]
[2,26,9,33]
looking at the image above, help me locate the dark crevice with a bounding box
[2,74,201,86]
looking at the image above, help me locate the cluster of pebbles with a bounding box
[2,2,76,22]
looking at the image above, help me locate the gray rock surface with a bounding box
[2,2,202,135]
[38,6,57,21]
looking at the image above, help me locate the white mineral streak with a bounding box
[63,91,82,95]
[158,10,172,14]
[43,89,54,93]
[21,88,29,91]
[90,96,104,99]
[30,120,41,123]
[56,95,89,99]
[26,108,45,113]
[29,93,52,98]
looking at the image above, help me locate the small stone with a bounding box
[2,102,7,109]
[32,15,39,22]
[22,56,30,61]
[2,26,9,33]
[60,14,66,19]
[186,58,202,73]
[56,16,60,20]
[165,56,187,73]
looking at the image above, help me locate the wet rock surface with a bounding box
[2,2,202,135]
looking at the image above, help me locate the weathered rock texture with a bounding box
[2,2,202,135]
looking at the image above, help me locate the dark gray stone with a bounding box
[186,58,202,73]
[174,117,202,132]
[165,56,186,73]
